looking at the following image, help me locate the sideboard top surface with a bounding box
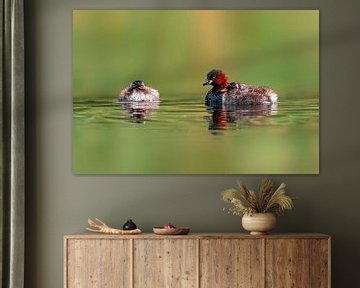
[64,232,330,240]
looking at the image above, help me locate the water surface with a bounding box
[73,95,319,174]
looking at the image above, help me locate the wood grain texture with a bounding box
[265,239,310,288]
[64,234,330,288]
[310,239,330,288]
[66,239,131,288]
[133,239,197,288]
[200,239,264,288]
[65,233,330,240]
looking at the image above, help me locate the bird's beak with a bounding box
[203,79,213,86]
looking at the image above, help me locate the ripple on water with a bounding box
[73,96,318,128]
[73,95,319,174]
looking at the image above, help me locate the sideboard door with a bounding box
[134,239,198,288]
[66,239,131,288]
[309,239,330,288]
[200,239,264,288]
[265,238,329,288]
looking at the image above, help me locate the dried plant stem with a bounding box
[86,218,142,235]
[222,179,294,216]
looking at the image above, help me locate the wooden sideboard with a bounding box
[64,233,330,288]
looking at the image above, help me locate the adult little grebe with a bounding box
[118,80,159,102]
[203,69,277,105]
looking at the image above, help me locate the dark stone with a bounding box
[123,219,137,230]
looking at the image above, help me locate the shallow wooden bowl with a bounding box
[153,227,190,235]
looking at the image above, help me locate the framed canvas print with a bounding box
[73,10,319,174]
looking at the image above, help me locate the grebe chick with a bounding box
[203,69,277,105]
[118,80,159,102]
[226,82,278,105]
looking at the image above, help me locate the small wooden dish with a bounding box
[153,227,190,235]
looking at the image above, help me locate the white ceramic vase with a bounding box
[242,213,276,235]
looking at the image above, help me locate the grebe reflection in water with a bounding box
[204,103,278,134]
[120,102,159,123]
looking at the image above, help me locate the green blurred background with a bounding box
[73,10,319,99]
